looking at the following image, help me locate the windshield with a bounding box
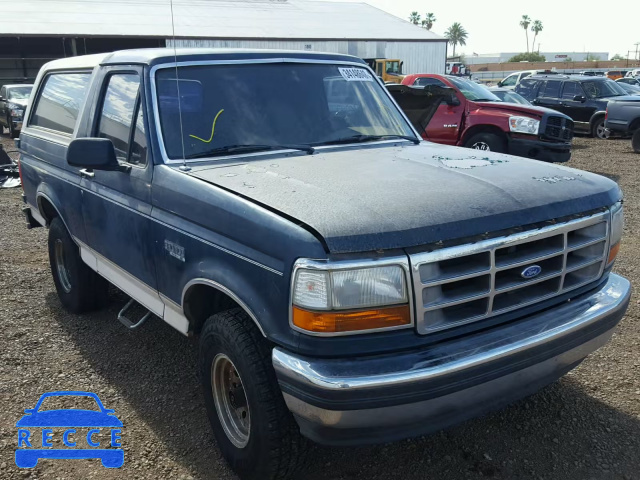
[156,63,415,160]
[448,77,500,102]
[385,61,402,75]
[7,86,32,100]
[582,80,627,98]
[493,90,531,105]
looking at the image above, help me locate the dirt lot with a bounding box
[1,134,639,480]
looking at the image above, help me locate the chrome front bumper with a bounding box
[273,274,631,446]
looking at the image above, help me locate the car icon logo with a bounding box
[15,391,123,469]
[521,265,542,279]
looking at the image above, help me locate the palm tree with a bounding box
[421,12,436,30]
[520,15,531,53]
[531,20,543,52]
[408,11,421,25]
[444,23,468,57]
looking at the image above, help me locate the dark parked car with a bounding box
[19,49,630,480]
[617,82,640,96]
[617,77,640,87]
[516,75,632,138]
[0,84,33,138]
[605,96,640,152]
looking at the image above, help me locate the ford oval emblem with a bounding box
[521,265,542,279]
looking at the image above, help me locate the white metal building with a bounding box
[1,0,447,86]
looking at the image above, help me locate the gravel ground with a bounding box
[1,133,639,480]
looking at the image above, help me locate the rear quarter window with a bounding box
[29,72,91,135]
[516,78,540,99]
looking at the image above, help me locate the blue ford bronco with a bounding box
[18,49,630,479]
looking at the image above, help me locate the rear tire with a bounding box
[48,217,109,313]
[463,132,506,153]
[199,308,306,480]
[632,129,640,154]
[592,117,609,139]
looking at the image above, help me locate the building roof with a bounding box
[40,48,365,70]
[4,0,445,42]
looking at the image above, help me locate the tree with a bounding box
[508,52,546,62]
[519,15,531,53]
[586,53,601,61]
[611,53,625,61]
[421,12,436,30]
[444,23,468,57]
[531,20,543,52]
[408,11,421,25]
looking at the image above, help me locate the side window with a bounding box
[520,72,532,80]
[97,73,146,166]
[540,80,561,98]
[30,73,91,134]
[516,78,540,99]
[562,82,578,100]
[0,86,5,99]
[501,75,517,87]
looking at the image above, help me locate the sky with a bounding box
[333,0,640,59]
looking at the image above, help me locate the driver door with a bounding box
[413,77,463,144]
[79,67,160,313]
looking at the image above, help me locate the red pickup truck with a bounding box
[391,74,574,162]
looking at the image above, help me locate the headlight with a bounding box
[509,116,539,135]
[10,108,23,118]
[291,262,411,334]
[608,201,623,265]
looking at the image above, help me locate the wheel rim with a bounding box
[54,239,72,293]
[472,141,490,151]
[211,353,250,448]
[596,122,608,139]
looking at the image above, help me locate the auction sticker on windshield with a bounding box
[15,391,124,468]
[339,67,373,82]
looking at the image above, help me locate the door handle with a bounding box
[79,168,95,179]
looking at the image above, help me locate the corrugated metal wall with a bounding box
[168,39,446,74]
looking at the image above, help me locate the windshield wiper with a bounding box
[184,144,315,159]
[313,134,420,146]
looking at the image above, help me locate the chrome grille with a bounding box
[411,212,609,334]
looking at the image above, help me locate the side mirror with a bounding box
[67,138,129,172]
[573,95,586,102]
[446,95,461,106]
[0,96,4,102]
[497,81,503,88]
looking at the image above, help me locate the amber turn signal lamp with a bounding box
[608,242,620,264]
[292,305,411,333]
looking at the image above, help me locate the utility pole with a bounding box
[635,42,640,61]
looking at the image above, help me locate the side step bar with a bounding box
[118,299,152,329]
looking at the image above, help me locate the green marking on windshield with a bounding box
[189,109,225,143]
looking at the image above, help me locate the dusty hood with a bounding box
[187,142,621,253]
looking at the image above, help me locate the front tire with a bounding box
[199,308,306,480]
[48,217,109,313]
[463,132,506,153]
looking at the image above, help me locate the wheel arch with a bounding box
[181,278,266,337]
[628,116,640,132]
[36,190,63,227]
[589,111,606,127]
